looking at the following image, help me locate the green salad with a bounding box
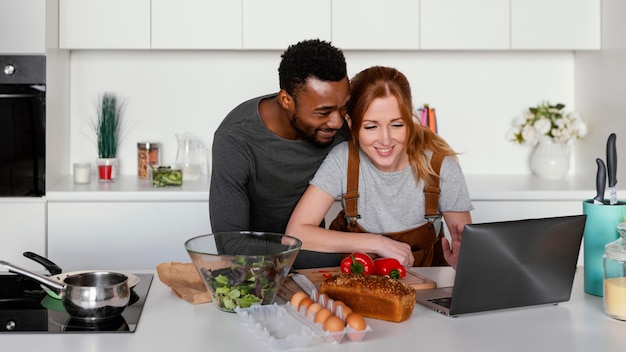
[203,256,287,312]
[152,166,183,187]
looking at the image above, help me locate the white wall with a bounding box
[575,0,626,181]
[68,50,577,176]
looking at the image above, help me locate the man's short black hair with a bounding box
[278,39,347,96]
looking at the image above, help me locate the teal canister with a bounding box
[583,199,626,296]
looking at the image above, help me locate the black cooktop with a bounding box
[0,273,153,333]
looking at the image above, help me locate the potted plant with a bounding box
[507,101,588,179]
[91,92,125,182]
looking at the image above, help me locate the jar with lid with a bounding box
[603,222,626,320]
[137,142,161,179]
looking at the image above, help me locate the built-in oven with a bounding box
[0,56,46,197]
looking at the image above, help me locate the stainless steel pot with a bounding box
[0,260,130,320]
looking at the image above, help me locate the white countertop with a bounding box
[464,173,597,200]
[43,174,599,203]
[45,176,210,202]
[2,267,624,351]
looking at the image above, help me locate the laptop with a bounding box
[415,214,587,316]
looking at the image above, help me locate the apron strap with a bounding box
[342,142,361,226]
[424,152,444,221]
[341,142,444,225]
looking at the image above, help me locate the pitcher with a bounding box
[175,132,207,181]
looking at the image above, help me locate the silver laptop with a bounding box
[415,215,586,316]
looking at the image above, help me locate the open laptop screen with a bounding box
[447,215,586,315]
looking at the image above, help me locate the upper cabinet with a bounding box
[152,0,242,50]
[332,0,420,50]
[59,0,151,49]
[242,0,331,50]
[0,0,46,54]
[420,0,509,50]
[58,0,601,51]
[511,0,601,50]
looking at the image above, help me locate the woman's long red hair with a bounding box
[347,66,458,185]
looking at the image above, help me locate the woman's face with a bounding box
[358,95,409,172]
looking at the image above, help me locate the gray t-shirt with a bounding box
[209,94,349,269]
[210,94,348,233]
[311,142,473,233]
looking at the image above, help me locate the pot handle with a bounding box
[23,251,63,275]
[0,260,64,292]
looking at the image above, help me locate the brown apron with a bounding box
[329,143,448,267]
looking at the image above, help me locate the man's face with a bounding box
[288,77,350,147]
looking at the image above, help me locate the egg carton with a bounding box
[235,302,372,350]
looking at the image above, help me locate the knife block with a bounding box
[582,199,626,296]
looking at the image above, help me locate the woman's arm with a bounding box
[441,211,472,269]
[286,185,414,266]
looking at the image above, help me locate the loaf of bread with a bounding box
[320,274,416,323]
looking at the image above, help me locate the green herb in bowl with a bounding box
[208,257,279,311]
[152,166,183,187]
[185,232,301,312]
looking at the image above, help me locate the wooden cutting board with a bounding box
[278,266,436,301]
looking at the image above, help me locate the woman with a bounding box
[285,66,473,269]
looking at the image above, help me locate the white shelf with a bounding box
[465,173,597,201]
[45,174,599,203]
[46,175,210,202]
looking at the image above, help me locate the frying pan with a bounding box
[0,260,130,320]
[23,251,140,299]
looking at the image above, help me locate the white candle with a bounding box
[73,162,91,184]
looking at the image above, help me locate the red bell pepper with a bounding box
[373,258,406,279]
[340,252,375,275]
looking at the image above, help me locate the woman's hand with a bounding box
[441,223,463,269]
[372,235,414,267]
[441,211,472,269]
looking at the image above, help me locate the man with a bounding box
[209,39,350,268]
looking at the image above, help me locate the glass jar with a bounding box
[137,142,161,179]
[603,222,626,320]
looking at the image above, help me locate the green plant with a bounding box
[93,92,125,158]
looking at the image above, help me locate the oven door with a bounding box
[0,56,45,197]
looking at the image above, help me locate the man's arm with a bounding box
[209,133,251,232]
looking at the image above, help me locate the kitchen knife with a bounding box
[607,133,618,205]
[291,273,317,297]
[594,158,607,204]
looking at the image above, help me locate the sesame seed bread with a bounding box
[320,274,416,323]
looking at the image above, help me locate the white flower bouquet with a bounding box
[507,101,588,145]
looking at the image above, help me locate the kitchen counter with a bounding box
[45,175,210,202]
[1,267,624,351]
[45,174,598,202]
[464,173,597,200]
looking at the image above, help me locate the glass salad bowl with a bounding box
[184,232,302,312]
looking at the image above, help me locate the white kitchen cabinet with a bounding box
[332,0,420,50]
[242,0,331,50]
[59,0,151,49]
[420,0,510,50]
[151,0,242,49]
[0,200,46,271]
[0,0,46,54]
[47,201,211,271]
[56,0,602,51]
[511,0,601,50]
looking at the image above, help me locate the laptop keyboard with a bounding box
[428,296,453,309]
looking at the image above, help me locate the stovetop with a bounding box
[0,273,153,333]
